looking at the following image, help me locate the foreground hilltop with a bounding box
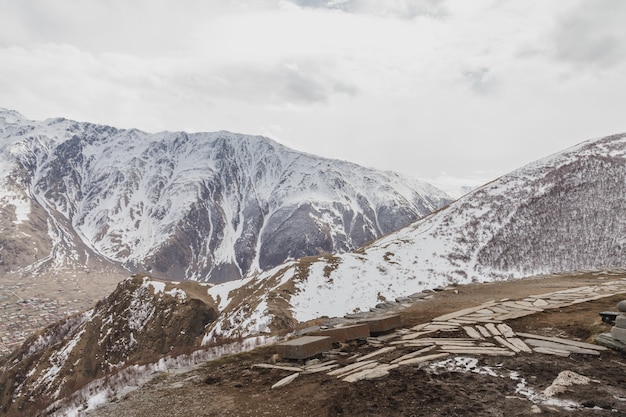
[0,275,218,415]
[6,270,626,416]
[0,108,451,282]
[206,133,626,339]
[86,271,626,417]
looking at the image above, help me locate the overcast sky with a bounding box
[1,0,625,193]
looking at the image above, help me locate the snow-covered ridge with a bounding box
[0,108,452,281]
[203,133,626,338]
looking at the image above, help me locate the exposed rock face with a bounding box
[0,108,452,282]
[0,275,217,416]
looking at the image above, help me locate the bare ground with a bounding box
[86,272,626,417]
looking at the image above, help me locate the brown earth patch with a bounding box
[85,271,626,417]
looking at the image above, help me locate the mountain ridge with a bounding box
[0,109,452,282]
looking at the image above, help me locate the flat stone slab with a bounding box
[440,347,516,356]
[596,332,626,353]
[358,314,402,335]
[252,363,303,372]
[516,332,607,351]
[524,338,600,355]
[397,352,450,366]
[533,346,570,357]
[271,373,299,389]
[356,346,396,362]
[327,360,377,377]
[277,336,332,360]
[309,324,370,343]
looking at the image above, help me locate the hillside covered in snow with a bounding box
[0,108,451,282]
[204,133,626,338]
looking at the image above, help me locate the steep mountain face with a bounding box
[0,109,452,282]
[0,275,216,416]
[204,133,626,337]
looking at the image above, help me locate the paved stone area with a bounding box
[258,279,626,386]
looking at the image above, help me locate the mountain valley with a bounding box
[1,109,625,416]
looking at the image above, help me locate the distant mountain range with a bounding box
[0,108,451,282]
[2,109,625,416]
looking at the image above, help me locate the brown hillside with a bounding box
[85,271,626,417]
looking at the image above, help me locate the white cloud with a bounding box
[551,0,626,68]
[1,0,625,183]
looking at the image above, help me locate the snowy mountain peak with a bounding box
[0,110,452,282]
[0,108,26,125]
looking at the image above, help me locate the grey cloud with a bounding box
[553,0,626,68]
[290,0,447,19]
[173,61,359,106]
[237,63,359,104]
[0,0,237,54]
[290,0,350,11]
[281,67,330,103]
[462,67,496,95]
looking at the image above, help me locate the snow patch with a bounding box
[1,191,30,224]
[165,288,187,301]
[427,357,586,410]
[146,280,166,295]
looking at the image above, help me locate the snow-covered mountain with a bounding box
[204,133,626,338]
[0,109,452,282]
[3,131,625,416]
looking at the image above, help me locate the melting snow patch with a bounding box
[165,288,187,301]
[142,277,187,300]
[145,279,166,295]
[86,391,110,411]
[2,191,31,224]
[207,275,256,311]
[426,357,586,410]
[127,290,155,331]
[47,335,277,416]
[427,356,500,377]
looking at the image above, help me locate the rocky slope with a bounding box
[0,275,217,415]
[203,133,626,339]
[0,108,451,283]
